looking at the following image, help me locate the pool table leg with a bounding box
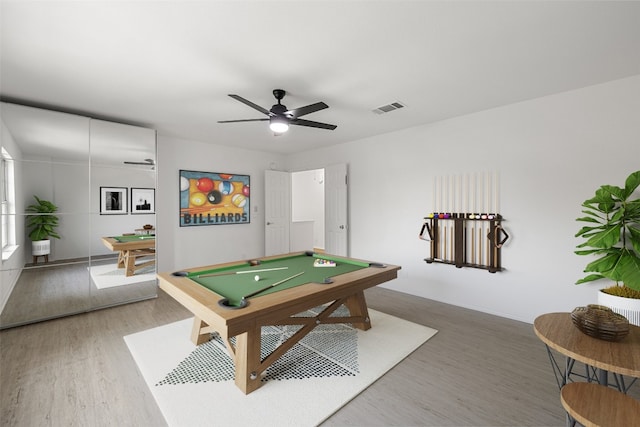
[343,290,372,331]
[117,251,126,269]
[191,317,213,345]
[234,324,263,394]
[125,251,136,277]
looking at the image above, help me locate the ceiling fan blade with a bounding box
[218,118,269,123]
[124,158,155,165]
[228,94,271,116]
[290,118,337,130]
[286,102,328,118]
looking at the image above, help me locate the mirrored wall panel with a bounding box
[0,102,157,328]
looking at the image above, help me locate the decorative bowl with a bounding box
[571,304,629,342]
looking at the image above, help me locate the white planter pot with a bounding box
[598,290,640,326]
[32,240,51,256]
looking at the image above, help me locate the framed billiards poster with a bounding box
[179,170,250,226]
[131,188,155,214]
[100,187,127,215]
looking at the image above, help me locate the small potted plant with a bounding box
[575,170,640,325]
[26,196,61,261]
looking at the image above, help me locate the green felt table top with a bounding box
[187,253,369,306]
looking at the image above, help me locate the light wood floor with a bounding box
[2,286,635,426]
[1,257,157,329]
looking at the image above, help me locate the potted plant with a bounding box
[575,170,640,325]
[26,195,61,261]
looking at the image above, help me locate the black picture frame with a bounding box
[131,188,155,214]
[100,187,127,215]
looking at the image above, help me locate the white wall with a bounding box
[156,135,285,273]
[285,75,640,323]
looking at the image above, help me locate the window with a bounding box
[1,147,15,251]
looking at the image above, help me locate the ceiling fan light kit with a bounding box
[269,116,289,133]
[218,89,337,133]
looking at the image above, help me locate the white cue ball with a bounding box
[254,275,260,281]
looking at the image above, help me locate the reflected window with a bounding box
[1,147,16,251]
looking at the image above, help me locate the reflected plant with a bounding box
[25,196,61,241]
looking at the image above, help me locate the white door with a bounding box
[324,163,348,256]
[264,170,290,256]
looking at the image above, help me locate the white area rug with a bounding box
[124,308,437,427]
[89,263,155,289]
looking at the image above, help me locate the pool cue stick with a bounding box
[486,226,490,268]
[235,267,288,275]
[442,224,447,261]
[471,227,476,264]
[197,266,288,278]
[450,225,454,262]
[243,271,305,300]
[437,223,442,260]
[478,229,482,265]
[493,227,498,269]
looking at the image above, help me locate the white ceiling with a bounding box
[1,1,640,155]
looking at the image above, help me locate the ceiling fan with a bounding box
[218,89,337,133]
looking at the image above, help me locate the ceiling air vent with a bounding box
[372,101,405,114]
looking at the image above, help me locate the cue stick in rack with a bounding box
[471,228,476,264]
[450,226,454,262]
[442,225,447,262]
[243,271,305,300]
[486,230,491,269]
[493,227,498,268]
[197,266,289,278]
[478,228,483,267]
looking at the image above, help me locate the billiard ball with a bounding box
[242,185,250,197]
[190,192,207,206]
[219,181,234,195]
[207,190,222,204]
[232,194,247,208]
[180,176,190,191]
[254,275,260,281]
[196,177,214,192]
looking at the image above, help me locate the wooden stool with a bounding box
[560,382,640,427]
[33,254,49,264]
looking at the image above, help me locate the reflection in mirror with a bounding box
[0,103,157,329]
[89,119,157,309]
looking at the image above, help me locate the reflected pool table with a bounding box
[100,235,156,277]
[157,251,401,394]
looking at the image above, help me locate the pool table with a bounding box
[157,251,401,394]
[100,235,156,277]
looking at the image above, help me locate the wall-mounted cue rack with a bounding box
[419,213,509,273]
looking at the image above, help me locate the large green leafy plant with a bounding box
[575,170,640,295]
[26,196,61,241]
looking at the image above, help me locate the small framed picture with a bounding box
[100,187,127,215]
[131,188,155,214]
